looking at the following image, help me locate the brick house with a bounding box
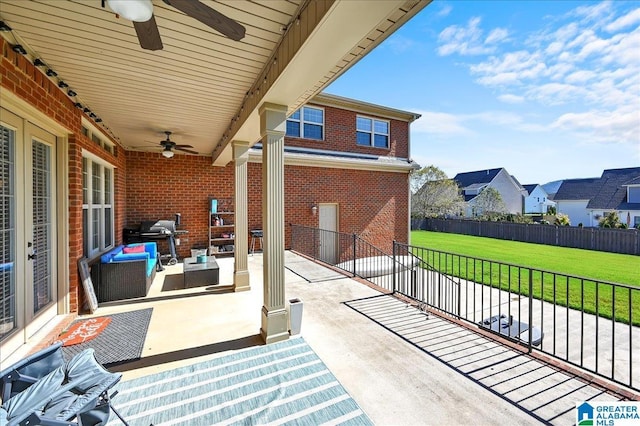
[0,0,428,359]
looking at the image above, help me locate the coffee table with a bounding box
[183,256,219,288]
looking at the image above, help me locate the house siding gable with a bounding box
[487,169,524,214]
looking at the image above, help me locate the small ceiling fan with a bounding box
[104,0,246,51]
[158,131,198,158]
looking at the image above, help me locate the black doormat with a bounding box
[62,308,153,366]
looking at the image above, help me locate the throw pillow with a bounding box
[123,245,145,254]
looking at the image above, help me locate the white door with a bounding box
[318,204,338,264]
[1,108,58,356]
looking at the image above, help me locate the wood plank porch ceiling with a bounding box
[0,0,429,161]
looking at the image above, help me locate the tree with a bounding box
[411,165,465,218]
[472,187,508,217]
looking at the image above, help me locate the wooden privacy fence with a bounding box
[412,218,640,255]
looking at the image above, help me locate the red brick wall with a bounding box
[248,163,409,252]
[2,35,411,316]
[284,103,410,158]
[125,152,235,258]
[1,38,124,314]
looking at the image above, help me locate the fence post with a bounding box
[528,269,533,354]
[393,241,397,293]
[353,233,357,277]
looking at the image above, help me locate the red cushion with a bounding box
[123,245,145,254]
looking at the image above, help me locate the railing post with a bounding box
[528,268,534,354]
[392,240,397,293]
[353,233,357,277]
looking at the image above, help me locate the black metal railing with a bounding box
[291,224,410,292]
[290,224,638,392]
[394,242,639,392]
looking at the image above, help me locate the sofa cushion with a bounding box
[123,245,145,254]
[100,245,124,264]
[112,252,149,262]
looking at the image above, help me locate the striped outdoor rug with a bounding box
[107,337,372,426]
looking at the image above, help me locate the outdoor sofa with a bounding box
[90,242,158,302]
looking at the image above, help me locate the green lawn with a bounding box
[411,231,639,285]
[409,231,640,325]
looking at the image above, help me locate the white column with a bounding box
[259,102,289,344]
[233,140,250,292]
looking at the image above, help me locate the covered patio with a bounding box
[0,0,428,357]
[19,251,621,425]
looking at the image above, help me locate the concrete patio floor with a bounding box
[70,251,629,425]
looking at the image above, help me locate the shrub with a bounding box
[554,213,571,226]
[599,211,623,229]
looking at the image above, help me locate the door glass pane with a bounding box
[32,140,52,313]
[1,125,16,339]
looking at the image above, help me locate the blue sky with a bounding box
[326,0,640,185]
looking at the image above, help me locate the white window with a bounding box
[356,116,389,148]
[82,153,114,257]
[286,106,324,140]
[83,120,114,155]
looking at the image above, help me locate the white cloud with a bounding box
[485,28,509,44]
[564,70,596,83]
[436,3,453,18]
[572,1,614,23]
[411,111,471,136]
[605,7,640,32]
[552,107,640,144]
[437,17,508,56]
[498,94,525,104]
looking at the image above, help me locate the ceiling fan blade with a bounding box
[175,146,199,155]
[163,0,245,41]
[175,144,194,149]
[133,15,163,50]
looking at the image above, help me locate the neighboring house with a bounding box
[522,184,556,214]
[554,167,640,227]
[453,168,527,216]
[586,167,640,227]
[553,178,602,226]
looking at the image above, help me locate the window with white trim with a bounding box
[356,116,389,148]
[286,106,324,140]
[82,154,114,257]
[83,120,114,155]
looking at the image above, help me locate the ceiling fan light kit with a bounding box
[106,0,153,22]
[162,148,174,158]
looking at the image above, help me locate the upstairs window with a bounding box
[286,106,324,140]
[356,116,389,148]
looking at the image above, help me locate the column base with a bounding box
[233,270,250,292]
[260,306,289,344]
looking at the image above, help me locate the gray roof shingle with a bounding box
[554,178,602,201]
[587,167,640,209]
[453,168,502,188]
[522,184,538,195]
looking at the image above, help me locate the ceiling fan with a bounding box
[158,131,198,158]
[104,0,246,51]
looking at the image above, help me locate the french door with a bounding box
[1,108,58,357]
